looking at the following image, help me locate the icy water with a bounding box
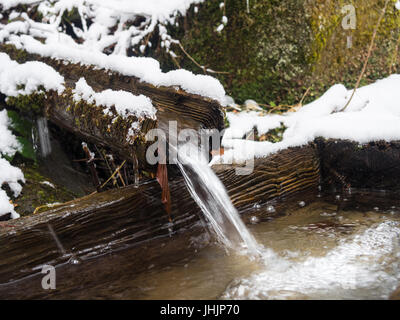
[2,192,400,300]
[129,196,400,300]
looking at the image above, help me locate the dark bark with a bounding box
[316,139,400,191]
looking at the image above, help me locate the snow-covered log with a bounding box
[0,44,225,170]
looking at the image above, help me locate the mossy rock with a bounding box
[150,0,400,105]
[14,164,77,217]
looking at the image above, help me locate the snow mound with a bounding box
[73,77,156,120]
[0,52,65,96]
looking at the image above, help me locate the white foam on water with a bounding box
[223,220,400,299]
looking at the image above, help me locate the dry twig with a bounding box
[100,160,127,190]
[175,42,230,75]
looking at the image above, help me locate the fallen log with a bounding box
[0,145,320,285]
[215,146,320,209]
[0,44,225,171]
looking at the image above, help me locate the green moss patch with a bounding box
[149,0,400,106]
[15,165,77,217]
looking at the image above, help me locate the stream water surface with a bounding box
[129,194,400,300]
[2,191,400,300]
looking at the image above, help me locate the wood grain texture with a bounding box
[215,146,320,208]
[0,146,320,284]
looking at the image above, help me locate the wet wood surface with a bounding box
[0,146,320,284]
[317,139,400,191]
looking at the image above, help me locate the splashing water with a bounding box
[120,204,400,300]
[223,220,400,299]
[174,143,260,256]
[165,139,400,299]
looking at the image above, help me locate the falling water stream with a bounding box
[149,138,400,299]
[175,144,260,256]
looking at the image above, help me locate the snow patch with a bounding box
[0,0,39,10]
[72,77,156,120]
[0,52,65,96]
[8,35,225,103]
[0,110,24,219]
[40,181,55,189]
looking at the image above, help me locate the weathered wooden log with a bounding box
[316,139,400,191]
[0,178,197,285]
[0,44,225,170]
[0,145,320,285]
[215,146,320,209]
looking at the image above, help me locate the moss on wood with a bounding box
[14,165,77,217]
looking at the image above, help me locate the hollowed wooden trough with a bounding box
[0,145,320,284]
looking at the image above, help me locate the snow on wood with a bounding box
[0,46,225,198]
[72,77,156,120]
[8,35,226,104]
[0,52,65,96]
[0,44,224,133]
[214,75,400,164]
[0,0,226,103]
